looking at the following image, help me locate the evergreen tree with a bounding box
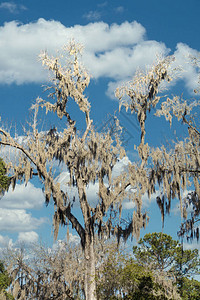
[133,232,200,299]
[0,261,14,300]
[0,157,10,195]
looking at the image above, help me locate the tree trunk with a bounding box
[77,178,97,300]
[84,234,97,300]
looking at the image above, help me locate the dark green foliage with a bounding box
[0,261,11,291]
[0,261,14,300]
[0,158,10,195]
[118,260,168,300]
[133,232,200,299]
[96,246,169,300]
[133,232,180,272]
[178,277,200,300]
[96,233,200,299]
[133,232,200,277]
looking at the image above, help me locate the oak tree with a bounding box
[0,43,147,300]
[116,55,200,241]
[1,42,200,299]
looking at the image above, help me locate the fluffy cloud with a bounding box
[0,19,147,86]
[0,232,39,250]
[17,231,39,244]
[0,177,47,243]
[1,182,45,209]
[0,208,46,232]
[0,182,47,236]
[0,18,198,96]
[111,156,130,177]
[84,40,168,81]
[0,234,13,247]
[172,43,200,92]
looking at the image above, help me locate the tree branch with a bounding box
[64,204,85,247]
[183,116,200,136]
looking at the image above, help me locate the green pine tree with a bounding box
[133,232,200,299]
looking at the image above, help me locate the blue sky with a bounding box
[0,0,200,251]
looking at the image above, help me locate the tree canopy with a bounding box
[96,248,172,300]
[133,232,200,299]
[133,232,200,276]
[1,233,200,299]
[0,42,146,300]
[0,42,200,299]
[96,233,200,299]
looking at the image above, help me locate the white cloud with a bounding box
[122,190,159,210]
[86,182,99,207]
[83,10,101,21]
[0,208,46,232]
[0,2,26,13]
[183,240,200,252]
[123,200,135,209]
[0,2,17,13]
[53,233,80,250]
[0,19,145,86]
[0,232,39,250]
[112,156,130,177]
[83,21,145,52]
[0,234,13,247]
[173,43,200,93]
[1,182,45,209]
[17,231,39,244]
[0,18,199,96]
[0,180,46,242]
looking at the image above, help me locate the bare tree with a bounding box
[3,242,84,299]
[0,42,147,300]
[2,238,126,299]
